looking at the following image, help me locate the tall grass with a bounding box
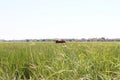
[0,42,120,80]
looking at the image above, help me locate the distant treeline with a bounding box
[1,37,120,42]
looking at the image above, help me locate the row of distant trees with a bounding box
[1,37,120,42]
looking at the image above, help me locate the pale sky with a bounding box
[0,0,120,40]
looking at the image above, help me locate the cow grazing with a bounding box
[55,39,66,43]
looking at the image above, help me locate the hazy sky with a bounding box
[0,0,120,40]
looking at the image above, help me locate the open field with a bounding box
[0,42,120,80]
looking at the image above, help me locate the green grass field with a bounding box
[0,42,120,80]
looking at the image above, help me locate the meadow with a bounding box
[0,42,120,80]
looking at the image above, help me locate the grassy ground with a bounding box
[0,42,120,80]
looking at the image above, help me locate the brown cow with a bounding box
[55,39,66,43]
